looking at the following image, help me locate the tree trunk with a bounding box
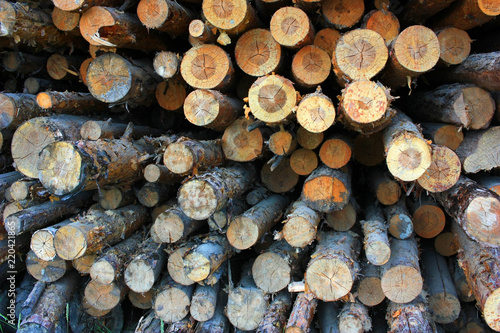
[313,28,340,57]
[51,7,80,33]
[357,263,385,307]
[437,27,472,65]
[178,163,255,220]
[361,10,400,46]
[154,275,195,323]
[202,0,259,36]
[164,138,225,175]
[431,0,500,30]
[26,250,68,283]
[455,126,500,173]
[54,204,149,260]
[278,200,320,248]
[98,185,136,210]
[292,45,331,89]
[381,237,423,303]
[361,203,391,266]
[10,179,48,202]
[195,290,229,333]
[386,294,437,333]
[367,168,400,206]
[30,219,72,261]
[2,51,45,75]
[432,176,500,247]
[261,157,299,193]
[421,123,464,151]
[321,0,364,29]
[382,111,432,181]
[0,93,44,129]
[296,91,335,134]
[338,302,371,333]
[128,290,153,309]
[305,231,360,301]
[208,199,247,231]
[137,0,194,37]
[36,92,108,115]
[46,54,84,81]
[190,282,220,322]
[153,204,204,243]
[256,290,292,333]
[84,279,128,311]
[188,19,216,46]
[227,194,288,250]
[71,253,97,275]
[285,291,317,333]
[408,195,446,239]
[222,117,264,162]
[325,198,359,231]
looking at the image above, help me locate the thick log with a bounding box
[54,204,149,260]
[386,294,437,333]
[381,237,423,303]
[332,29,388,85]
[381,25,440,88]
[292,45,331,89]
[361,203,391,266]
[319,135,352,169]
[437,27,472,65]
[421,123,464,151]
[137,0,194,37]
[432,0,500,30]
[321,0,364,30]
[30,219,71,261]
[26,250,68,283]
[401,0,456,24]
[325,198,358,231]
[0,93,44,130]
[339,80,395,134]
[167,242,196,286]
[313,28,340,57]
[382,111,432,181]
[455,126,500,173]
[81,295,113,317]
[190,283,219,322]
[421,248,461,324]
[301,165,351,213]
[227,194,288,250]
[383,198,413,240]
[353,131,385,167]
[222,117,264,162]
[17,270,79,333]
[38,137,156,196]
[156,79,186,112]
[180,45,235,91]
[296,90,335,134]
[3,51,45,75]
[453,223,500,331]
[84,279,127,311]
[285,291,317,333]
[432,176,500,247]
[434,231,458,257]
[124,239,166,293]
[417,145,462,193]
[408,195,446,239]
[86,53,159,105]
[178,163,255,220]
[144,164,182,185]
[270,7,314,49]
[278,200,320,248]
[0,171,22,202]
[71,253,97,275]
[98,186,136,210]
[79,6,167,50]
[289,148,318,176]
[135,182,171,208]
[154,275,195,323]
[90,232,143,285]
[188,19,216,46]
[5,191,93,235]
[164,139,224,175]
[305,231,360,301]
[357,263,385,307]
[202,0,259,36]
[268,130,296,156]
[338,302,371,333]
[361,10,400,46]
[235,28,284,77]
[51,7,79,33]
[367,168,400,206]
[256,290,292,333]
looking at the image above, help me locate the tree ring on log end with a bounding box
[0,93,16,129]
[54,225,87,260]
[479,0,500,16]
[393,25,440,73]
[203,0,248,31]
[184,252,211,281]
[358,276,385,306]
[168,247,195,285]
[283,215,316,248]
[437,28,471,65]
[164,142,195,175]
[90,260,115,285]
[417,146,461,193]
[79,7,117,46]
[270,7,311,48]
[306,257,353,301]
[484,288,500,331]
[412,205,445,239]
[292,45,331,87]
[260,158,299,193]
[252,252,291,292]
[52,7,80,32]
[125,259,156,293]
[227,287,268,331]
[465,196,500,247]
[47,54,70,80]
[87,53,133,103]
[137,0,173,29]
[31,229,57,261]
[222,118,263,162]
[85,280,123,311]
[386,136,431,181]
[53,0,85,11]
[184,90,222,127]
[381,266,422,303]
[26,250,67,283]
[178,179,218,220]
[227,216,259,250]
[428,293,461,324]
[341,80,388,124]
[365,241,391,266]
[0,1,16,37]
[154,287,191,322]
[181,45,231,90]
[235,29,282,77]
[321,0,364,30]
[154,210,185,243]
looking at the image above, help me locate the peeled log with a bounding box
[455,126,500,174]
[285,291,317,333]
[305,231,360,301]
[432,176,500,247]
[280,200,320,248]
[386,294,437,333]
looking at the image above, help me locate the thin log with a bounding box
[383,198,413,240]
[256,290,292,333]
[325,198,358,231]
[188,19,216,46]
[135,182,171,208]
[357,263,385,307]
[164,138,225,175]
[30,219,72,261]
[156,79,186,112]
[279,200,320,248]
[154,275,195,323]
[270,7,314,49]
[321,0,364,30]
[2,51,45,75]
[36,91,109,116]
[23,77,68,95]
[153,52,180,80]
[46,54,84,81]
[296,91,336,134]
[81,120,164,141]
[434,231,458,257]
[9,179,47,202]
[285,291,317,333]
[408,195,446,239]
[144,164,182,184]
[432,0,500,30]
[26,250,68,283]
[367,168,400,206]
[190,283,220,322]
[98,186,136,210]
[292,45,331,89]
[124,239,166,293]
[221,117,264,162]
[202,0,259,36]
[137,0,194,37]
[361,203,391,266]
[455,126,500,173]
[421,123,464,151]
[386,294,437,333]
[319,135,352,169]
[289,148,318,176]
[338,302,371,333]
[153,204,204,243]
[167,242,196,286]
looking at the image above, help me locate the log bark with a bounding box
[401,0,456,24]
[301,165,351,213]
[135,182,171,208]
[305,231,360,301]
[285,291,317,333]
[222,117,264,162]
[279,200,320,248]
[408,195,446,239]
[38,137,156,196]
[421,123,464,151]
[137,0,194,38]
[367,168,400,206]
[164,138,225,175]
[53,0,129,11]
[154,275,195,323]
[84,279,128,311]
[319,135,352,169]
[296,90,336,134]
[81,120,163,141]
[0,93,44,130]
[339,80,395,134]
[2,51,45,75]
[332,29,388,85]
[178,163,255,220]
[256,291,292,333]
[421,248,461,324]
[338,302,371,333]
[417,145,462,193]
[26,250,68,283]
[361,203,391,266]
[156,79,186,112]
[317,301,340,333]
[79,6,167,50]
[357,263,385,307]
[353,131,385,167]
[361,10,400,46]
[386,294,437,333]
[325,198,358,231]
[190,282,220,322]
[292,45,331,89]
[194,290,228,333]
[449,257,475,302]
[437,27,472,65]
[36,91,108,116]
[453,222,500,331]
[434,231,459,257]
[432,176,500,247]
[432,0,500,30]
[383,198,413,240]
[188,19,216,46]
[269,7,314,49]
[86,53,159,105]
[381,237,423,303]
[30,219,71,261]
[208,199,247,231]
[313,28,340,57]
[455,126,500,173]
[382,111,432,181]
[54,204,149,260]
[321,0,364,30]
[202,0,259,36]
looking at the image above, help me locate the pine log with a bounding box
[18,277,43,318]
[188,19,216,46]
[434,231,459,257]
[2,51,45,75]
[81,295,113,317]
[156,79,186,112]
[90,232,143,285]
[86,53,159,105]
[292,45,331,89]
[455,126,500,173]
[296,90,335,134]
[71,253,97,275]
[154,275,195,323]
[382,111,432,181]
[338,302,371,333]
[222,117,264,162]
[5,191,93,235]
[227,262,269,331]
[180,44,235,91]
[317,301,340,332]
[208,199,247,231]
[357,263,385,307]
[248,74,297,125]
[321,0,364,30]
[153,203,204,243]
[285,291,317,333]
[135,182,171,208]
[235,28,284,77]
[51,7,80,33]
[381,25,440,88]
[449,258,475,302]
[401,0,456,24]
[227,194,288,250]
[164,139,224,175]
[432,0,500,30]
[313,28,340,57]
[98,186,136,210]
[301,165,351,213]
[30,219,71,261]
[289,148,318,176]
[421,248,461,324]
[437,28,472,65]
[190,283,220,322]
[124,239,166,293]
[0,93,44,130]
[332,29,388,85]
[279,200,320,248]
[167,242,196,286]
[361,10,400,46]
[408,196,446,239]
[38,137,156,196]
[46,54,83,81]
[361,203,391,266]
[386,294,437,333]
[144,164,183,184]
[270,7,314,49]
[81,120,163,141]
[256,290,292,333]
[383,198,413,240]
[339,80,395,134]
[10,179,49,202]
[54,204,149,260]
[417,145,462,193]
[367,168,400,206]
[153,52,180,80]
[137,0,194,37]
[84,279,128,311]
[305,231,360,301]
[17,270,80,333]
[421,123,464,151]
[353,131,385,167]
[325,198,358,231]
[202,0,259,36]
[53,0,129,11]
[26,250,68,283]
[128,290,154,309]
[432,176,500,247]
[178,163,255,220]
[381,237,423,303]
[3,198,40,223]
[23,77,68,95]
[319,135,352,169]
[268,130,296,156]
[406,84,495,130]
[135,310,162,333]
[79,6,167,50]
[36,93,109,119]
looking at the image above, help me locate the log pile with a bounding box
[0,0,499,332]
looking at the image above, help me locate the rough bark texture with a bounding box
[256,291,292,333]
[386,294,437,333]
[338,302,372,333]
[285,291,318,333]
[361,203,391,266]
[455,126,500,174]
[0,93,44,129]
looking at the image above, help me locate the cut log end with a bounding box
[296,93,335,133]
[0,93,17,129]
[314,28,340,57]
[52,7,80,32]
[252,252,291,293]
[270,7,313,49]
[26,250,66,283]
[222,117,263,162]
[363,10,400,46]
[154,287,191,323]
[393,25,440,74]
[322,0,364,29]
[202,0,249,32]
[79,6,117,46]
[412,204,446,239]
[227,216,259,250]
[464,196,500,247]
[227,286,268,331]
[124,259,157,293]
[0,1,16,37]
[154,211,185,243]
[428,293,461,324]
[183,252,211,281]
[305,257,353,301]
[365,241,391,267]
[341,80,389,125]
[302,174,350,212]
[85,280,124,311]
[290,148,318,176]
[235,28,282,77]
[358,276,385,307]
[269,131,295,156]
[484,289,500,331]
[156,80,186,112]
[46,54,72,80]
[30,229,57,261]
[53,0,85,11]
[282,215,317,248]
[80,121,102,141]
[54,225,87,260]
[417,145,461,193]
[319,138,351,169]
[325,201,357,231]
[437,28,471,65]
[434,231,458,257]
[381,266,423,303]
[296,126,324,150]
[153,51,180,79]
[292,45,331,88]
[386,136,432,182]
[90,260,116,285]
[164,142,196,175]
[178,179,218,220]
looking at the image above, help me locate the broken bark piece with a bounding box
[353,131,385,167]
[305,231,361,301]
[361,10,400,46]
[332,29,388,85]
[188,19,216,46]
[202,0,259,36]
[178,164,255,220]
[290,148,318,176]
[270,7,314,49]
[296,91,335,134]
[137,0,194,38]
[325,199,358,231]
[222,117,264,162]
[321,0,364,30]
[0,93,44,130]
[319,135,352,169]
[417,145,461,193]
[408,196,446,239]
[153,204,203,244]
[386,294,437,333]
[285,291,317,333]
[84,279,127,311]
[156,79,186,112]
[455,126,500,174]
[292,45,331,89]
[98,186,136,210]
[367,168,400,206]
[227,194,288,250]
[421,123,464,151]
[30,219,71,261]
[381,237,423,303]
[432,0,500,30]
[361,203,391,266]
[339,302,371,333]
[357,263,385,307]
[26,250,68,283]
[383,199,413,240]
[437,27,472,65]
[313,28,340,57]
[124,239,166,293]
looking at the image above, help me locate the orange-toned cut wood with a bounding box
[296,126,324,149]
[432,0,500,30]
[434,231,458,257]
[53,0,126,11]
[153,51,180,80]
[437,27,472,65]
[421,123,464,151]
[401,0,456,25]
[313,28,341,57]
[290,148,318,176]
[222,117,263,162]
[269,130,296,156]
[202,0,260,35]
[156,80,186,112]
[52,7,80,33]
[296,91,335,134]
[417,145,461,193]
[361,10,400,46]
[79,58,92,86]
[270,7,315,49]
[319,136,352,169]
[137,0,194,37]
[188,19,216,46]
[410,199,446,239]
[321,0,364,30]
[292,45,331,89]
